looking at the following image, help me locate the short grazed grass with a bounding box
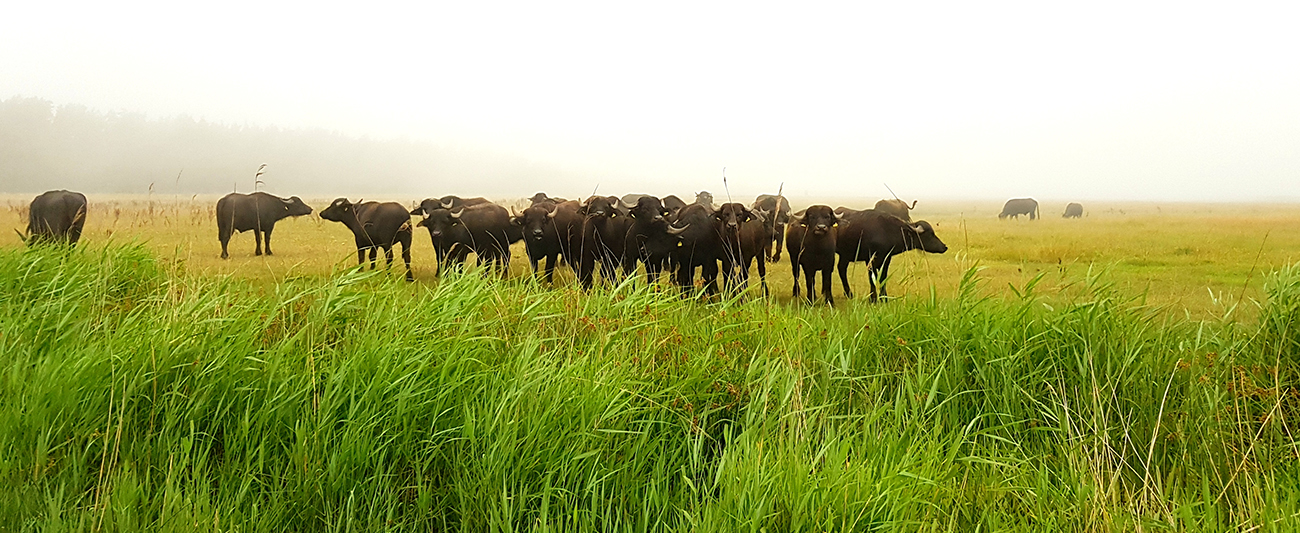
[1,242,1297,531]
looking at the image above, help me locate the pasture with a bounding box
[3,195,1299,531]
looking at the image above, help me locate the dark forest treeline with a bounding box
[0,96,570,196]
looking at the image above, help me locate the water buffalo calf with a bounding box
[216,192,313,258]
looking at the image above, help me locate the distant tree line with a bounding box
[0,96,569,197]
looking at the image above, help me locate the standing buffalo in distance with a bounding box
[662,195,688,219]
[786,205,840,304]
[621,196,677,282]
[752,194,792,261]
[21,190,88,246]
[873,199,917,221]
[1063,202,1084,218]
[410,195,492,216]
[417,203,520,275]
[513,200,582,284]
[530,192,567,206]
[694,191,716,212]
[999,198,1039,220]
[320,198,414,281]
[573,196,631,289]
[215,192,312,258]
[715,202,770,296]
[836,210,947,302]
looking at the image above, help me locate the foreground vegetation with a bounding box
[1,243,1297,531]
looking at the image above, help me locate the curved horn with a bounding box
[666,223,689,235]
[510,206,520,217]
[282,197,294,205]
[450,208,463,219]
[441,199,454,209]
[909,200,918,210]
[619,198,635,210]
[547,208,558,219]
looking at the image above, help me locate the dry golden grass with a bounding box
[5,194,1297,319]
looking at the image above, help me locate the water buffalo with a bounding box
[715,202,769,296]
[999,198,1039,220]
[662,195,688,219]
[513,200,582,284]
[417,203,520,275]
[621,196,677,281]
[786,205,840,304]
[667,204,723,296]
[530,193,567,207]
[694,191,716,212]
[319,198,414,281]
[215,192,312,258]
[21,190,87,246]
[573,196,631,289]
[836,210,947,302]
[1063,202,1084,218]
[752,194,792,261]
[410,195,492,216]
[873,199,917,221]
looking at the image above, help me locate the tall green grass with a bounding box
[1,244,1296,531]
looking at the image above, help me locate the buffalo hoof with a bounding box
[255,250,262,256]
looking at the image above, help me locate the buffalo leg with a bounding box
[400,236,413,282]
[676,264,695,296]
[544,254,558,285]
[253,229,263,256]
[838,255,854,299]
[369,247,379,270]
[219,232,231,259]
[578,254,596,290]
[702,261,720,297]
[821,266,834,305]
[791,257,802,298]
[356,247,367,266]
[772,229,784,262]
[384,245,395,268]
[757,254,768,297]
[263,227,274,255]
[803,268,816,304]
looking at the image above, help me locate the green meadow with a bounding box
[2,197,1299,530]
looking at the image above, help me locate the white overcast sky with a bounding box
[2,1,1298,201]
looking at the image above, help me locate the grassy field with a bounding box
[2,196,1299,531]
[5,195,1299,319]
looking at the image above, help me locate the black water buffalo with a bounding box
[667,204,723,295]
[513,200,582,283]
[22,190,87,246]
[715,202,769,296]
[833,206,862,218]
[215,192,312,258]
[999,198,1039,220]
[410,195,492,216]
[662,195,688,219]
[1063,202,1084,218]
[573,196,631,289]
[417,203,519,274]
[752,194,792,261]
[621,196,677,281]
[319,198,414,281]
[786,205,840,304]
[529,193,567,206]
[836,210,947,302]
[694,191,716,212]
[873,199,917,221]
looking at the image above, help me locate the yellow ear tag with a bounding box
[677,242,683,247]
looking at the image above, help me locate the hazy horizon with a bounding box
[3,2,1298,202]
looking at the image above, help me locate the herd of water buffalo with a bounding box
[19,189,1082,303]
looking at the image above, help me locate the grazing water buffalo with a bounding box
[513,200,582,284]
[320,198,414,281]
[215,192,312,258]
[1063,202,1084,218]
[621,196,677,281]
[999,198,1039,220]
[836,210,947,302]
[715,202,769,296]
[410,195,492,216]
[417,203,520,275]
[22,190,87,246]
[573,196,631,289]
[752,194,792,261]
[786,205,840,304]
[873,199,917,221]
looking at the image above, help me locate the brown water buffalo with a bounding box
[667,203,724,296]
[1063,202,1083,218]
[621,196,677,282]
[22,190,87,246]
[319,198,414,281]
[715,202,769,296]
[786,205,840,304]
[999,198,1039,220]
[215,192,312,258]
[573,196,632,289]
[873,199,917,221]
[836,210,947,301]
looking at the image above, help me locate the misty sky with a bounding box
[3,1,1298,201]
